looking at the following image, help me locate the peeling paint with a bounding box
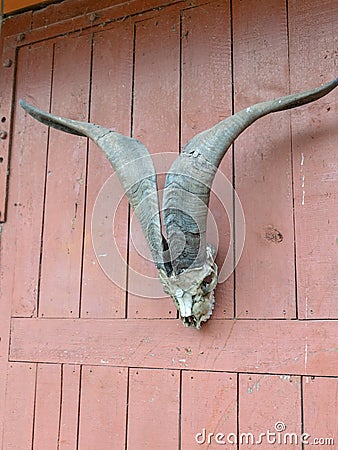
[247,380,260,393]
[301,154,305,205]
[304,338,308,370]
[279,375,291,381]
[305,296,309,319]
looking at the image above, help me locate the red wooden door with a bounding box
[0,0,337,449]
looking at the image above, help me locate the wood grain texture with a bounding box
[31,0,121,27]
[302,377,337,445]
[0,41,15,222]
[38,34,91,318]
[26,0,189,45]
[181,371,237,449]
[33,364,62,450]
[233,0,296,318]
[0,43,52,442]
[78,366,128,449]
[0,29,21,450]
[58,365,81,450]
[10,318,338,376]
[81,23,133,318]
[1,1,337,449]
[2,42,53,317]
[181,1,234,318]
[289,0,338,318]
[127,368,179,449]
[128,11,180,318]
[239,374,301,448]
[2,363,36,449]
[4,0,49,14]
[0,9,27,222]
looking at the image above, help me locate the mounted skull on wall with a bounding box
[20,78,337,328]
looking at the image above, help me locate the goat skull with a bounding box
[20,78,337,328]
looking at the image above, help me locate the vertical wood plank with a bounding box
[233,0,296,318]
[302,377,337,445]
[181,1,234,318]
[239,374,301,448]
[0,24,28,450]
[0,39,15,223]
[78,366,128,450]
[289,0,338,318]
[1,42,53,317]
[128,12,180,318]
[33,364,62,450]
[2,363,36,450]
[39,34,91,318]
[58,365,81,450]
[181,371,237,449]
[127,368,180,449]
[81,23,133,318]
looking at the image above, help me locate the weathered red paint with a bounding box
[2,363,36,449]
[289,0,338,318]
[9,318,338,376]
[239,374,302,448]
[181,1,234,318]
[33,364,62,449]
[81,23,132,318]
[3,42,52,316]
[181,371,237,449]
[128,11,180,318]
[128,369,180,449]
[233,0,296,318]
[58,365,81,450]
[39,34,91,318]
[0,0,336,448]
[78,366,128,449]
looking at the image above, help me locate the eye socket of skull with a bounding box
[199,266,217,294]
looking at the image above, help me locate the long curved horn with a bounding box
[20,100,167,271]
[163,78,338,273]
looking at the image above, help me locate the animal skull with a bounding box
[159,244,217,328]
[20,78,337,328]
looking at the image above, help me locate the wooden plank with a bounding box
[128,12,180,318]
[81,23,133,318]
[58,365,80,450]
[78,366,128,449]
[21,0,187,47]
[181,1,234,318]
[0,39,16,222]
[288,0,338,318]
[4,0,49,14]
[39,34,91,318]
[0,37,49,447]
[2,363,36,450]
[181,371,237,449]
[233,0,296,318]
[127,368,179,449]
[32,0,128,28]
[10,318,338,376]
[33,364,62,450]
[302,377,337,446]
[239,374,301,448]
[1,42,53,317]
